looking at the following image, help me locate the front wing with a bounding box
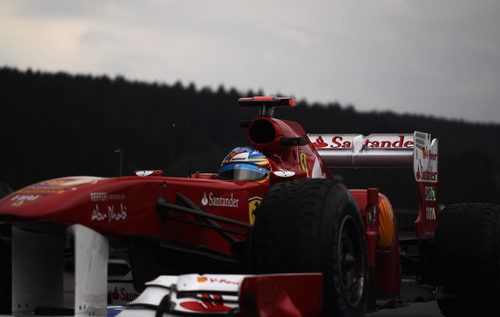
[119,273,323,317]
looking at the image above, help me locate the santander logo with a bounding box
[201,192,239,208]
[111,286,139,302]
[201,193,209,206]
[312,135,414,149]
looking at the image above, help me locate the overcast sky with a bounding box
[1,0,499,123]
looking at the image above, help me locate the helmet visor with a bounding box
[219,163,269,181]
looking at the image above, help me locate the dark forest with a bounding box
[1,67,499,208]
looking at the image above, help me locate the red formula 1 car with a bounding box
[0,96,498,316]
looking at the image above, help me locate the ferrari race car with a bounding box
[0,96,499,317]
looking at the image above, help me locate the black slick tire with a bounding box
[433,203,500,316]
[251,179,368,317]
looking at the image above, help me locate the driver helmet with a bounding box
[219,147,271,182]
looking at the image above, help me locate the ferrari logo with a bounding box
[299,151,308,174]
[248,197,262,225]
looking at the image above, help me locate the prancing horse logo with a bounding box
[248,196,262,225]
[299,150,308,175]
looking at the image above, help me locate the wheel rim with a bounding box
[337,215,365,308]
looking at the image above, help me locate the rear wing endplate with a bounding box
[308,132,438,236]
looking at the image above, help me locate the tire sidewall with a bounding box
[320,183,368,317]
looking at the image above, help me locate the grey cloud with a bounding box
[8,0,104,18]
[1,0,499,123]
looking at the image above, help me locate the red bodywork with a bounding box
[239,274,323,317]
[0,97,402,296]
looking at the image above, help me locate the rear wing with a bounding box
[308,132,438,236]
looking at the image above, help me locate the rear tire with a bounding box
[251,179,368,316]
[434,203,500,316]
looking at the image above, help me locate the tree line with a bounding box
[1,66,499,208]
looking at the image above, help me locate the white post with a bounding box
[71,224,109,316]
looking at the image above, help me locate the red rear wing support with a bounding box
[308,131,438,237]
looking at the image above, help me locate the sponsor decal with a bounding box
[110,286,139,303]
[17,178,102,196]
[18,188,65,195]
[91,205,107,221]
[196,276,239,286]
[108,204,127,221]
[45,178,98,187]
[91,203,128,222]
[201,192,239,208]
[331,136,353,148]
[416,165,437,182]
[312,136,328,148]
[201,193,209,206]
[248,196,262,225]
[10,194,40,202]
[180,294,231,312]
[207,278,240,286]
[109,193,125,200]
[312,135,413,149]
[363,136,413,149]
[422,147,438,160]
[90,192,107,202]
[228,151,248,162]
[273,170,295,178]
[367,206,378,224]
[135,170,153,176]
[90,192,125,202]
[10,194,40,206]
[312,135,352,148]
[425,187,437,201]
[421,171,437,181]
[299,150,308,174]
[426,207,436,220]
